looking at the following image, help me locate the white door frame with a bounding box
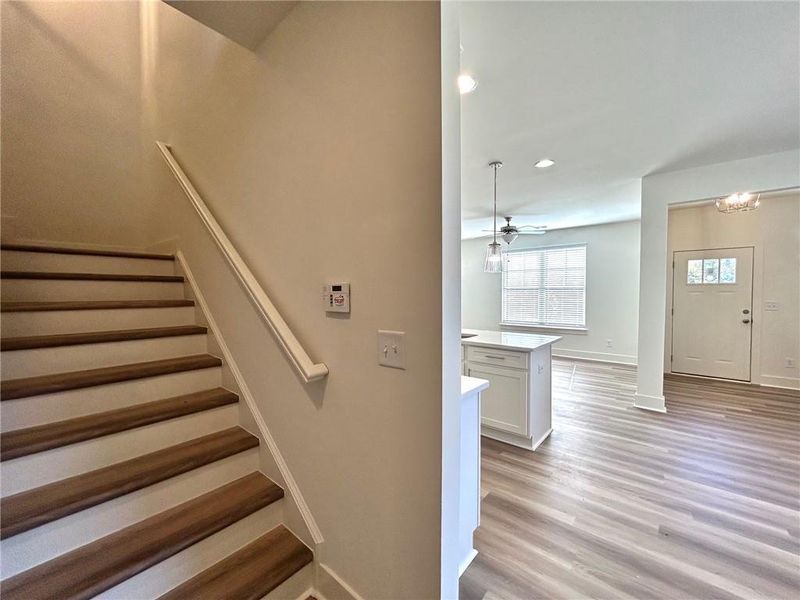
[670,245,755,382]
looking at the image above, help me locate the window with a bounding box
[502,245,586,328]
[719,258,737,283]
[687,257,736,285]
[687,259,703,284]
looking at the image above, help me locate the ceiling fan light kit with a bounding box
[499,216,518,244]
[501,234,518,244]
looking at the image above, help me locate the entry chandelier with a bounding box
[484,161,504,273]
[715,192,761,214]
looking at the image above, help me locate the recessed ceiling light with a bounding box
[534,158,555,168]
[458,74,477,95]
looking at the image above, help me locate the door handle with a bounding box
[742,319,751,324]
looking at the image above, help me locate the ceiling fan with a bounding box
[483,216,547,244]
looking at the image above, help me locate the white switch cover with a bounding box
[765,301,780,311]
[378,330,406,369]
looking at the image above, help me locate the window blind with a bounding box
[502,245,586,328]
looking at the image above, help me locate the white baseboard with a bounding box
[634,392,666,413]
[667,369,800,392]
[481,426,553,450]
[294,587,316,600]
[315,563,365,600]
[531,427,554,449]
[757,374,800,390]
[458,548,478,577]
[553,348,637,366]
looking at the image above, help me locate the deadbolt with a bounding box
[742,309,750,314]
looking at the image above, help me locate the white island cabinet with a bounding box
[462,329,560,450]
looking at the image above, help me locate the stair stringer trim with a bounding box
[173,250,324,549]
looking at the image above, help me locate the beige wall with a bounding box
[0,1,155,247]
[462,220,641,364]
[145,1,444,597]
[666,192,800,389]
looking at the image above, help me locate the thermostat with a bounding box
[323,283,350,313]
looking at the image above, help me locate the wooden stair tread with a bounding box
[0,299,195,312]
[1,325,208,351]
[158,525,313,600]
[1,473,283,600]
[1,243,174,261]
[1,354,222,401]
[1,426,258,539]
[1,387,238,461]
[0,270,184,282]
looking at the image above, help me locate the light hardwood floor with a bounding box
[460,359,800,600]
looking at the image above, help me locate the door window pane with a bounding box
[687,259,703,284]
[703,259,719,283]
[720,258,737,283]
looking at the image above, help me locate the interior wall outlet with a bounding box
[786,357,796,369]
[377,330,406,369]
[605,339,613,348]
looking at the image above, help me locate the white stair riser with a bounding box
[1,279,185,302]
[0,251,176,276]
[1,367,222,432]
[0,449,260,578]
[263,563,314,600]
[0,306,197,337]
[1,404,239,496]
[1,335,208,379]
[96,502,285,600]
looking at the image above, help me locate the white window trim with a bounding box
[501,242,588,329]
[500,322,589,335]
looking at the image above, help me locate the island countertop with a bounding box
[461,375,490,399]
[461,328,561,352]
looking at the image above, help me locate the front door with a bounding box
[671,247,754,381]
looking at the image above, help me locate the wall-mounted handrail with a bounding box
[156,141,329,383]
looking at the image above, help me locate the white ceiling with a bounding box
[460,1,800,238]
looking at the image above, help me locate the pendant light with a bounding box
[484,161,504,273]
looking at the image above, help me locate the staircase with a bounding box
[0,243,314,599]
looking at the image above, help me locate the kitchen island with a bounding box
[461,329,560,450]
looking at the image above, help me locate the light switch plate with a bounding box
[765,301,779,311]
[377,330,406,369]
